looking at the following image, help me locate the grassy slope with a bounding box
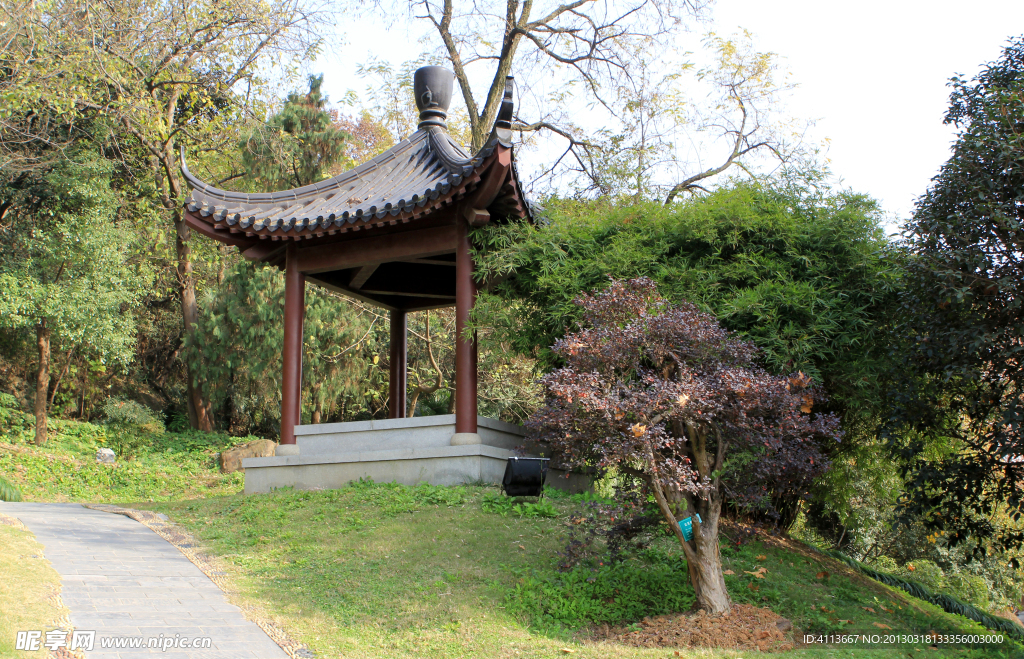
[141,485,1020,659]
[0,419,244,502]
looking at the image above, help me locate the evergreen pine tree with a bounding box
[242,74,350,190]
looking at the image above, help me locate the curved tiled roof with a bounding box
[182,126,521,240]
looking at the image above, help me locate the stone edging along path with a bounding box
[81,504,315,659]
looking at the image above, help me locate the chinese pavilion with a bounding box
[181,67,534,490]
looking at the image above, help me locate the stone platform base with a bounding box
[242,415,527,493]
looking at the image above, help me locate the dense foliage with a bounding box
[0,148,150,443]
[474,180,896,406]
[887,36,1024,553]
[528,278,842,612]
[474,180,897,527]
[184,262,371,435]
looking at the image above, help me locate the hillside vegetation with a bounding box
[0,412,245,502]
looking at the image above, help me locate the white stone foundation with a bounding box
[242,415,527,493]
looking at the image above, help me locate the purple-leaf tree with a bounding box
[528,278,841,614]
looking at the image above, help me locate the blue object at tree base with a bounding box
[678,514,702,541]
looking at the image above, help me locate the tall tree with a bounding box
[888,36,1024,553]
[400,0,697,151]
[0,150,148,444]
[3,0,324,430]
[241,74,351,190]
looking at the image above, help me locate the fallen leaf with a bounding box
[816,571,829,579]
[560,649,575,654]
[677,394,690,406]
[631,423,647,437]
[518,545,525,550]
[873,623,892,630]
[880,606,894,613]
[723,569,735,575]
[744,568,767,578]
[863,607,876,613]
[756,555,767,560]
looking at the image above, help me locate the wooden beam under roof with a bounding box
[297,224,458,275]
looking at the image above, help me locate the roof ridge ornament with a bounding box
[495,76,514,129]
[491,75,515,146]
[415,66,454,130]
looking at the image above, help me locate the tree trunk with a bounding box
[650,471,731,614]
[34,322,50,445]
[689,496,730,614]
[176,214,214,432]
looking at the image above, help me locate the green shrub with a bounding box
[481,492,559,518]
[947,572,990,611]
[102,398,164,434]
[101,397,164,458]
[513,499,559,518]
[871,555,899,572]
[482,491,516,515]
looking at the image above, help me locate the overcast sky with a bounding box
[316,1,1024,229]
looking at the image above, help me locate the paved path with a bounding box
[1,502,287,659]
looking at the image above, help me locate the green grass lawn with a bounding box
[140,483,1021,659]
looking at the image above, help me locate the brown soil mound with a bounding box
[595,604,795,653]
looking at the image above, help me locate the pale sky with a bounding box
[315,1,1024,230]
[712,0,1024,228]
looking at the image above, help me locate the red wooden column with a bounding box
[389,310,408,418]
[454,219,478,436]
[281,242,305,446]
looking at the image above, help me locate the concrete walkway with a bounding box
[1,503,287,659]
